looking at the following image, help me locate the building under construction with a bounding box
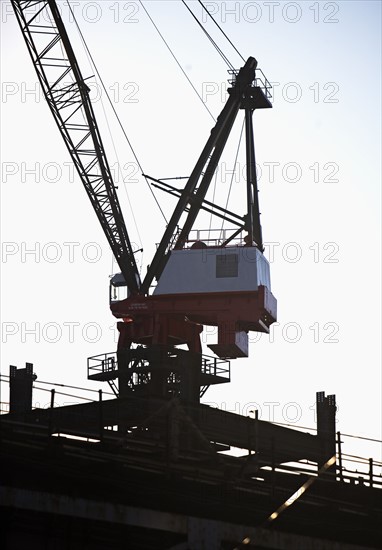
[1,365,381,549]
[1,2,381,549]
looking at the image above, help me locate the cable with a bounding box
[55,19,137,275]
[342,452,382,465]
[0,375,114,397]
[219,118,245,241]
[138,0,216,123]
[198,0,245,63]
[31,379,114,397]
[67,0,168,226]
[271,420,382,444]
[207,169,219,242]
[181,0,235,70]
[97,85,144,248]
[32,385,94,402]
[341,433,382,444]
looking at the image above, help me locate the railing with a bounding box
[0,373,114,413]
[88,352,118,381]
[184,228,245,248]
[1,373,381,488]
[87,350,230,384]
[255,68,272,99]
[227,67,272,101]
[269,420,382,489]
[336,430,382,489]
[201,355,230,382]
[227,68,239,87]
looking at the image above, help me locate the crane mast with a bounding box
[141,57,265,294]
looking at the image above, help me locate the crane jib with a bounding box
[11,0,141,295]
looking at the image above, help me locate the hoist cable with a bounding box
[219,118,245,240]
[197,0,246,63]
[207,169,219,241]
[67,0,168,225]
[56,31,146,256]
[181,0,235,70]
[138,0,216,123]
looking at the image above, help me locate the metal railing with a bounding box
[227,67,272,101]
[184,228,244,248]
[88,352,118,381]
[1,374,381,488]
[255,68,272,99]
[201,355,230,381]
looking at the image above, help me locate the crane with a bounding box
[11,0,277,403]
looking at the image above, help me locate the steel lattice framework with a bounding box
[11,0,141,294]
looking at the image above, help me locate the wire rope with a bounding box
[181,0,235,70]
[219,119,245,240]
[139,1,216,123]
[197,0,245,63]
[67,0,168,227]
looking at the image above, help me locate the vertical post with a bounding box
[245,107,254,244]
[9,363,36,414]
[247,416,252,456]
[49,389,55,435]
[337,431,344,481]
[369,458,373,488]
[271,437,275,498]
[244,106,263,251]
[50,389,55,409]
[254,409,259,453]
[316,391,336,476]
[99,389,103,442]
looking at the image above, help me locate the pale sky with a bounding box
[1,1,381,468]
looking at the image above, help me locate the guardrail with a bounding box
[1,374,381,488]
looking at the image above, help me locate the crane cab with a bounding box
[110,242,276,359]
[110,273,129,303]
[153,244,271,296]
[152,243,276,358]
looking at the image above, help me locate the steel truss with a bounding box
[11,0,141,294]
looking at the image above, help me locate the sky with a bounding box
[1,1,381,471]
